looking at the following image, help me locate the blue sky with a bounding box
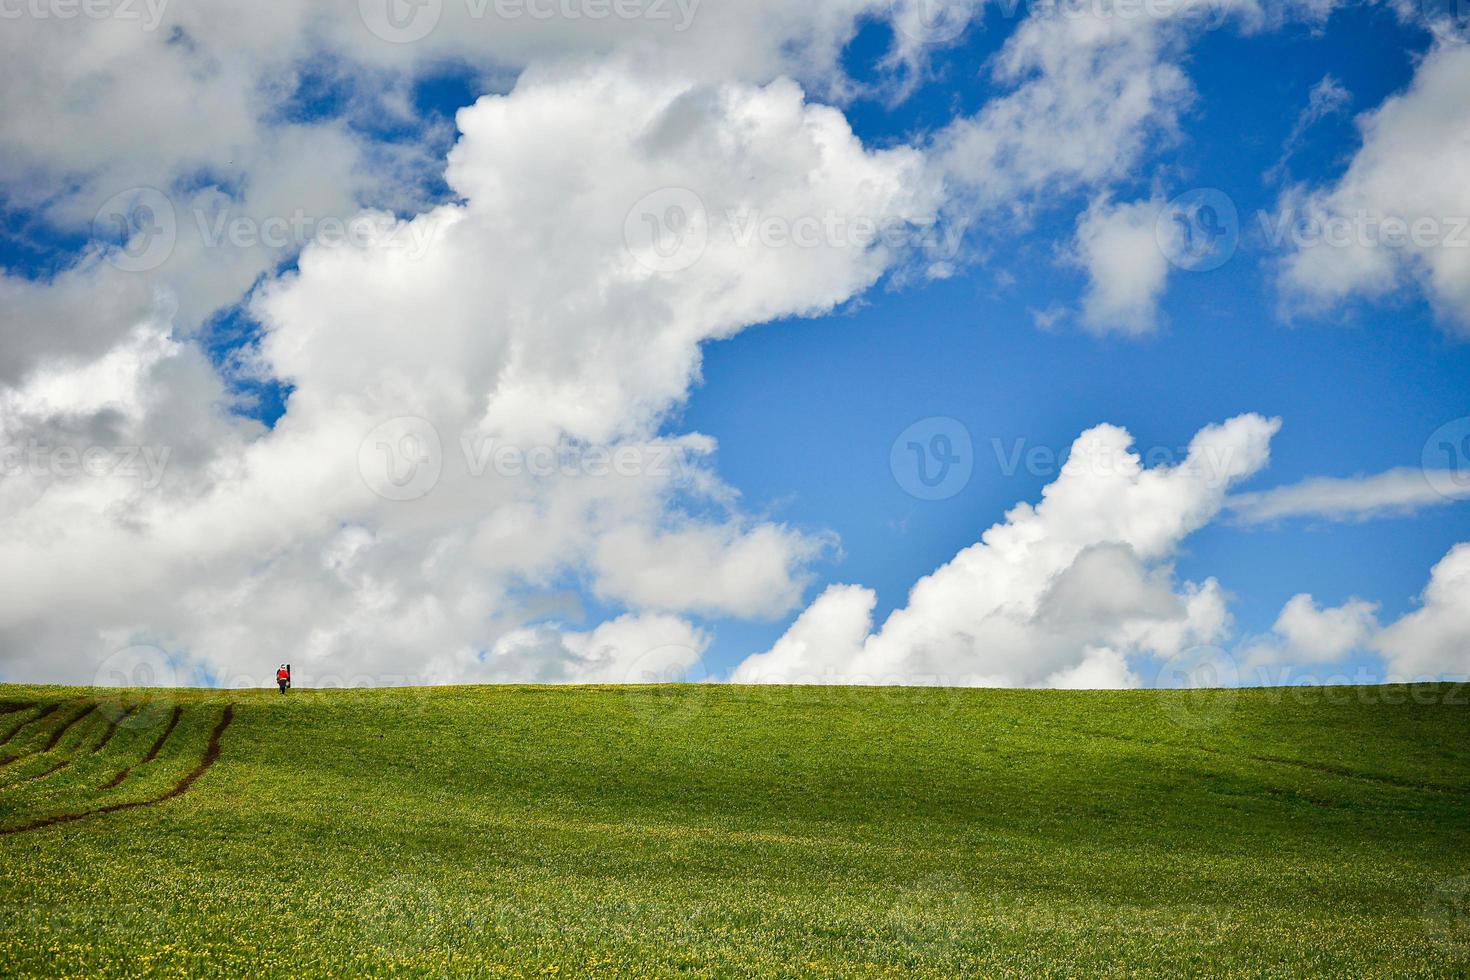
[2,0,1468,688]
[680,4,1470,678]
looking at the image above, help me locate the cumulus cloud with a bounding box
[1071,195,1172,336]
[1044,647,1141,690]
[1375,542,1470,678]
[1275,593,1380,659]
[732,414,1280,688]
[422,612,709,685]
[0,0,947,404]
[1238,544,1470,680]
[1241,593,1379,666]
[0,0,1407,691]
[1276,43,1470,333]
[925,0,1335,325]
[931,0,1277,219]
[0,61,938,685]
[591,523,826,619]
[934,5,1191,211]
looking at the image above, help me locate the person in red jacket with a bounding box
[276,663,291,695]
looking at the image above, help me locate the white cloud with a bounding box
[733,414,1280,688]
[1044,646,1141,689]
[1228,467,1470,523]
[1241,593,1379,666]
[1375,542,1470,678]
[0,0,1411,691]
[423,612,709,685]
[932,0,1267,216]
[1238,544,1470,680]
[1276,43,1470,333]
[1275,593,1380,660]
[0,0,947,406]
[925,0,1318,326]
[0,61,938,685]
[1071,195,1172,336]
[591,523,825,620]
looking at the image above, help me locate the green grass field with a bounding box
[0,682,1467,977]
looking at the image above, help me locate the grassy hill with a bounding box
[0,682,1466,977]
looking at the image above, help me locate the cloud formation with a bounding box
[1239,542,1470,680]
[733,415,1280,688]
[3,0,1461,692]
[1374,542,1470,678]
[1277,44,1470,333]
[1071,195,1172,336]
[1228,467,1470,523]
[0,61,937,685]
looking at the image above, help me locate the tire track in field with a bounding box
[0,704,59,748]
[0,707,112,792]
[100,704,183,790]
[0,704,236,836]
[0,702,36,717]
[41,704,97,753]
[1069,725,1467,796]
[0,703,85,769]
[91,707,137,755]
[1194,745,1468,795]
[1,758,73,792]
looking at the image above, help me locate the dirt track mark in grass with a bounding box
[90,708,136,755]
[1073,725,1467,796]
[140,705,183,765]
[0,704,86,770]
[2,709,122,791]
[0,702,35,718]
[0,704,59,748]
[99,705,183,791]
[2,757,73,792]
[0,703,93,769]
[0,704,236,836]
[1197,746,1468,795]
[41,704,97,753]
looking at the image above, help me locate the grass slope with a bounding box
[0,683,1467,977]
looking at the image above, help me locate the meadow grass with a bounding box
[0,682,1466,977]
